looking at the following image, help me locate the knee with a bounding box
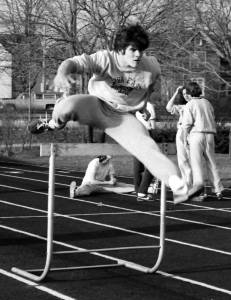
[55,96,80,113]
[53,95,82,122]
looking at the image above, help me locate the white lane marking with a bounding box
[1,224,231,297]
[1,179,231,227]
[1,207,225,220]
[1,182,231,233]
[0,164,231,192]
[0,173,231,214]
[56,170,70,174]
[0,166,78,179]
[157,270,231,296]
[1,167,231,206]
[0,173,68,187]
[0,189,231,256]
[0,268,77,300]
[3,171,23,174]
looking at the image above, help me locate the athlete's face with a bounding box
[182,89,191,102]
[100,155,112,164]
[123,45,143,68]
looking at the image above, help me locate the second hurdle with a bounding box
[11,143,167,282]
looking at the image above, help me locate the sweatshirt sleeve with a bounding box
[108,162,115,176]
[146,102,156,119]
[168,104,183,116]
[146,56,161,103]
[70,51,108,75]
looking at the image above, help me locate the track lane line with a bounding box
[1,191,231,256]
[1,224,231,297]
[0,268,77,300]
[1,173,231,212]
[157,270,231,296]
[0,166,81,179]
[2,180,231,235]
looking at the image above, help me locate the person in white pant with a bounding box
[181,81,224,200]
[28,24,202,204]
[166,86,192,189]
[70,155,117,197]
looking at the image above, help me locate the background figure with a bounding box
[181,81,224,201]
[133,102,158,201]
[166,86,192,189]
[70,155,116,197]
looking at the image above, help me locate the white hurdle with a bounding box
[11,143,166,282]
[12,143,56,282]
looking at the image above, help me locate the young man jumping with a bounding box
[29,24,202,204]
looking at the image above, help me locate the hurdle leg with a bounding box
[29,180,166,275]
[119,181,166,273]
[11,143,55,282]
[11,142,166,280]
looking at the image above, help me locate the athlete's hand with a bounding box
[53,73,76,94]
[110,177,117,186]
[140,107,151,121]
[176,86,183,93]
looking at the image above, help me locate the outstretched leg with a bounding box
[29,95,202,203]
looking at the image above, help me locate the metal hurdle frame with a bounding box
[11,143,166,282]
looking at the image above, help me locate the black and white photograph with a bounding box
[0,0,231,299]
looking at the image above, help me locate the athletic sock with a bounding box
[168,175,188,195]
[137,193,146,197]
[48,119,61,129]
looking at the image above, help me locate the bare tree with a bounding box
[146,0,231,103]
[0,0,48,95]
[195,0,231,66]
[0,0,230,118]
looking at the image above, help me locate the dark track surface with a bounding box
[0,160,231,300]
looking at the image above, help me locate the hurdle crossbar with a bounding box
[11,143,166,282]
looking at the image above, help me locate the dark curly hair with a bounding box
[96,155,107,163]
[177,87,187,105]
[184,81,202,97]
[113,24,149,53]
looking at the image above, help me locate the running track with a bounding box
[0,160,231,300]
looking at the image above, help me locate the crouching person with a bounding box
[70,155,117,197]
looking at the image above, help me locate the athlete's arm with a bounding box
[166,86,183,113]
[53,59,78,92]
[53,51,107,92]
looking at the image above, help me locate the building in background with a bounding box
[0,43,12,99]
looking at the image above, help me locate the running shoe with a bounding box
[137,193,154,202]
[28,119,52,134]
[192,191,208,202]
[173,184,204,205]
[216,192,223,200]
[130,191,137,195]
[69,181,77,198]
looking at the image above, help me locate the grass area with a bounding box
[1,146,134,177]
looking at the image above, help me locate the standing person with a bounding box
[134,102,158,201]
[166,86,193,190]
[181,81,224,200]
[28,23,202,204]
[70,155,117,197]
